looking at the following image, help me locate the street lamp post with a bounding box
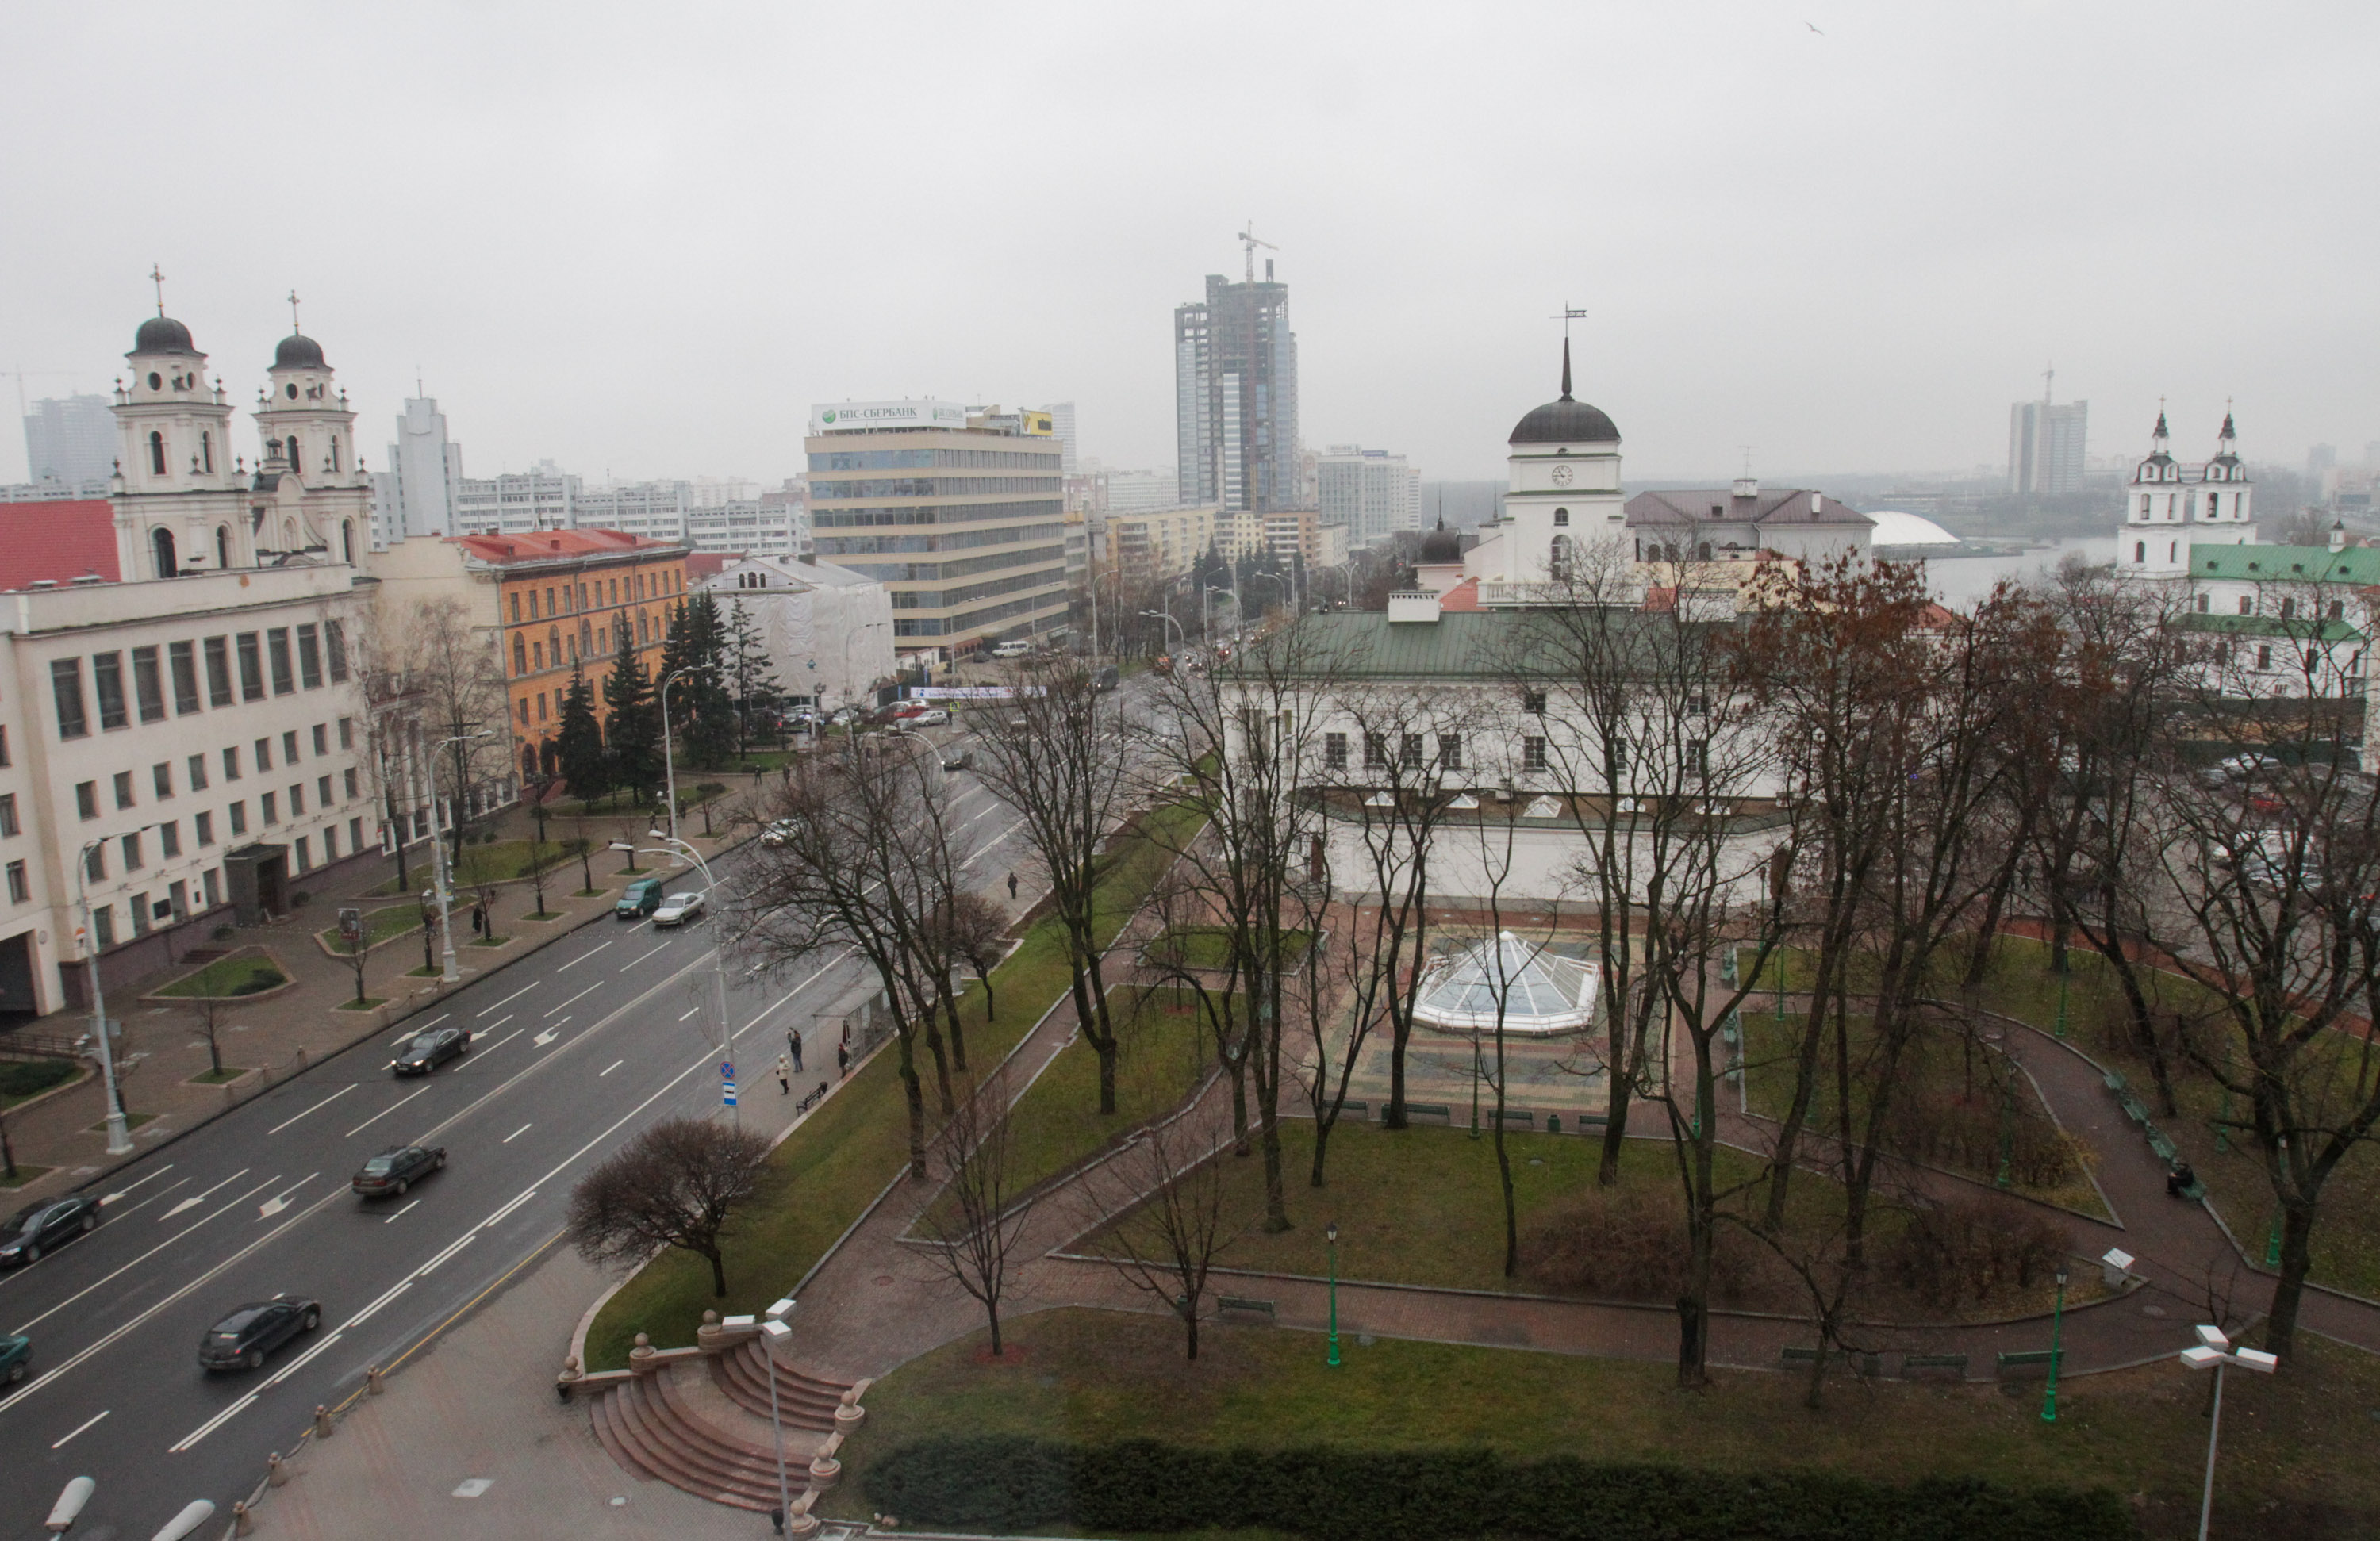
[616,832,736,1126]
[760,1298,797,1530]
[2040,1262,2069,1422]
[2179,1325,2279,1541]
[73,827,155,1156]
[430,730,492,984]
[1203,585,1234,642]
[658,666,693,848]
[1325,1221,1340,1368]
[1139,610,1185,652]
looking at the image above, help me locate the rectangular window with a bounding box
[348,816,363,854]
[536,692,548,723]
[84,844,103,883]
[294,836,311,872]
[1324,732,1348,770]
[167,880,186,922]
[1400,733,1423,769]
[91,903,113,949]
[195,810,213,845]
[75,781,97,820]
[5,861,25,905]
[255,737,272,772]
[223,745,241,780]
[317,774,332,807]
[0,795,14,837]
[1524,735,1549,772]
[228,801,248,837]
[187,753,208,791]
[343,767,359,801]
[2257,644,2274,670]
[289,784,305,816]
[516,698,530,726]
[92,651,126,730]
[121,832,142,870]
[170,640,202,714]
[132,646,165,723]
[322,826,337,861]
[325,620,347,682]
[1522,689,1547,715]
[510,593,522,623]
[159,822,180,859]
[259,791,277,824]
[297,623,323,688]
[202,868,220,908]
[1437,734,1462,772]
[337,716,353,749]
[267,628,294,695]
[1687,739,1710,776]
[204,636,234,706]
[49,659,86,739]
[113,770,135,811]
[152,762,172,798]
[1364,732,1387,770]
[0,724,11,766]
[129,893,149,937]
[283,730,299,764]
[236,632,264,700]
[312,723,328,757]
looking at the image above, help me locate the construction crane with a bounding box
[1238,221,1277,284]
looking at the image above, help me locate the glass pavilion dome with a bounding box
[1410,932,1600,1037]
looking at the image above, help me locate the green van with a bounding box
[616,878,666,919]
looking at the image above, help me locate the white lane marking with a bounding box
[344,1278,413,1329]
[345,1084,432,1139]
[735,952,851,1041]
[259,1174,318,1220]
[14,1175,274,1336]
[479,984,539,1017]
[460,1029,523,1065]
[619,941,670,972]
[418,1233,475,1275]
[409,1013,451,1033]
[600,1060,624,1077]
[478,1188,539,1230]
[382,1198,420,1224]
[478,1014,512,1033]
[159,1167,252,1222]
[556,940,613,971]
[168,1393,256,1452]
[502,1123,532,1144]
[259,1328,344,1390]
[678,1007,701,1022]
[959,821,1024,868]
[104,1175,190,1219]
[99,1164,178,1205]
[265,1084,355,1136]
[546,982,603,1018]
[51,1408,108,1447]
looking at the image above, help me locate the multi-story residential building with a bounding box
[2008,395,2090,496]
[1104,468,1179,515]
[453,462,578,535]
[1038,402,1078,476]
[1216,508,1349,573]
[1318,446,1422,546]
[1176,267,1299,512]
[373,529,690,784]
[377,394,466,545]
[573,480,692,545]
[693,554,896,713]
[1107,505,1219,581]
[805,399,1069,662]
[686,499,801,558]
[22,395,117,488]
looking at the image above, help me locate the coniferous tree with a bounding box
[603,617,663,802]
[661,594,738,770]
[555,664,609,803]
[723,596,782,753]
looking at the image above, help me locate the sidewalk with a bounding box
[0,797,748,1208]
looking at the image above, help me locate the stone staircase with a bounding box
[587,1349,849,1513]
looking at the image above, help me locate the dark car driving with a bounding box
[0,1332,29,1385]
[0,1195,98,1267]
[351,1144,446,1198]
[390,1025,471,1076]
[198,1296,321,1371]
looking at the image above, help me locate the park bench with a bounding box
[1403,1103,1453,1124]
[1995,1349,2061,1381]
[1338,1101,1368,1119]
[1781,1346,1879,1378]
[1496,1110,1535,1128]
[1216,1296,1277,1321]
[2103,1069,2127,1093]
[1900,1353,1969,1382]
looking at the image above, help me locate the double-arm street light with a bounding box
[612,831,736,1126]
[1140,610,1185,652]
[432,729,493,983]
[2179,1324,2278,1540]
[74,821,166,1156]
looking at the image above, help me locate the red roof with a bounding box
[0,501,117,590]
[447,528,674,565]
[1435,576,1483,612]
[684,553,738,581]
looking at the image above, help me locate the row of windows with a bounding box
[810,476,1062,500]
[67,724,355,825]
[49,624,349,742]
[812,522,1065,558]
[1316,731,1707,778]
[79,772,363,883]
[808,448,1061,472]
[512,611,658,677]
[79,819,367,947]
[839,545,1067,585]
[506,567,682,624]
[891,589,1067,638]
[812,500,1063,530]
[889,565,1066,611]
[2136,493,2243,519]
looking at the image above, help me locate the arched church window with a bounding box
[147,372,161,390]
[1549,534,1573,581]
[285,438,301,468]
[2238,596,2252,616]
[1697,542,1713,562]
[2208,493,2219,518]
[2168,542,2177,563]
[1553,508,1568,527]
[201,432,213,473]
[513,634,528,676]
[341,521,354,563]
[149,431,167,475]
[286,383,298,400]
[2133,542,2145,563]
[216,526,230,569]
[152,527,177,579]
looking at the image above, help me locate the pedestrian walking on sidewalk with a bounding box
[471,900,487,937]
[788,1029,804,1074]
[1006,870,1019,901]
[836,1041,850,1079]
[775,1053,793,1095]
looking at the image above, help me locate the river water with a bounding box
[1910,535,2111,611]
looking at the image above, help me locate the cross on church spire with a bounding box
[288,290,302,335]
[1549,305,1587,400]
[149,263,166,316]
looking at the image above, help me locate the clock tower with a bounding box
[1486,339,1624,585]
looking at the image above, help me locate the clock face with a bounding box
[1551,464,1574,487]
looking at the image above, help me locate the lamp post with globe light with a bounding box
[1326,1221,1341,1368]
[2041,1262,2069,1422]
[2179,1324,2278,1541]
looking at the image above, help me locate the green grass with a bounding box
[827,1307,2380,1537]
[316,905,424,956]
[86,1111,156,1134]
[0,1059,79,1105]
[1143,926,1314,972]
[155,953,288,998]
[583,797,1212,1369]
[366,839,581,896]
[0,1164,54,1189]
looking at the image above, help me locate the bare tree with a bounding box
[1078,1107,1234,1360]
[400,596,512,875]
[566,1116,773,1297]
[913,1077,1032,1355]
[927,891,1012,1024]
[189,994,230,1078]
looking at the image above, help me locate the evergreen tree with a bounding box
[723,595,782,753]
[661,594,738,770]
[603,617,663,802]
[555,664,609,803]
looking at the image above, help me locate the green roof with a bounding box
[2190,543,2380,585]
[1242,608,1716,681]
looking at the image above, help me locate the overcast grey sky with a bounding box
[4,2,2373,488]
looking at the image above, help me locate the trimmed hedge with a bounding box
[862,1436,2139,1541]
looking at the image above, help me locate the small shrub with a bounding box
[290,890,312,908]
[1518,1184,1759,1303]
[1884,1194,2067,1310]
[212,925,236,941]
[0,1059,76,1099]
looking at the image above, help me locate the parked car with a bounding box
[2216,830,2321,893]
[351,1144,446,1198]
[990,640,1032,658]
[760,819,803,849]
[654,891,707,927]
[2202,752,2288,788]
[616,877,666,918]
[198,1296,321,1372]
[896,708,950,730]
[827,707,858,727]
[390,1025,471,1076]
[0,1196,98,1268]
[941,747,974,772]
[0,1332,29,1385]
[1092,665,1119,692]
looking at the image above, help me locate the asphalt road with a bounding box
[0,764,1031,1541]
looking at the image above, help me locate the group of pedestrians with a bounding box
[774,1026,853,1097]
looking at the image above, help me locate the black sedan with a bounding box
[390,1026,471,1075]
[352,1144,446,1198]
[198,1296,321,1372]
[0,1195,98,1267]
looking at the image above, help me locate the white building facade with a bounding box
[695,555,896,712]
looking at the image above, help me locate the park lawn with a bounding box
[155,952,288,998]
[317,904,424,956]
[1970,934,2380,1300]
[826,1306,2380,1539]
[1142,926,1314,972]
[584,796,1210,1369]
[366,839,582,896]
[0,1059,81,1107]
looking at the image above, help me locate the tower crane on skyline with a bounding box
[1238,221,1277,284]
